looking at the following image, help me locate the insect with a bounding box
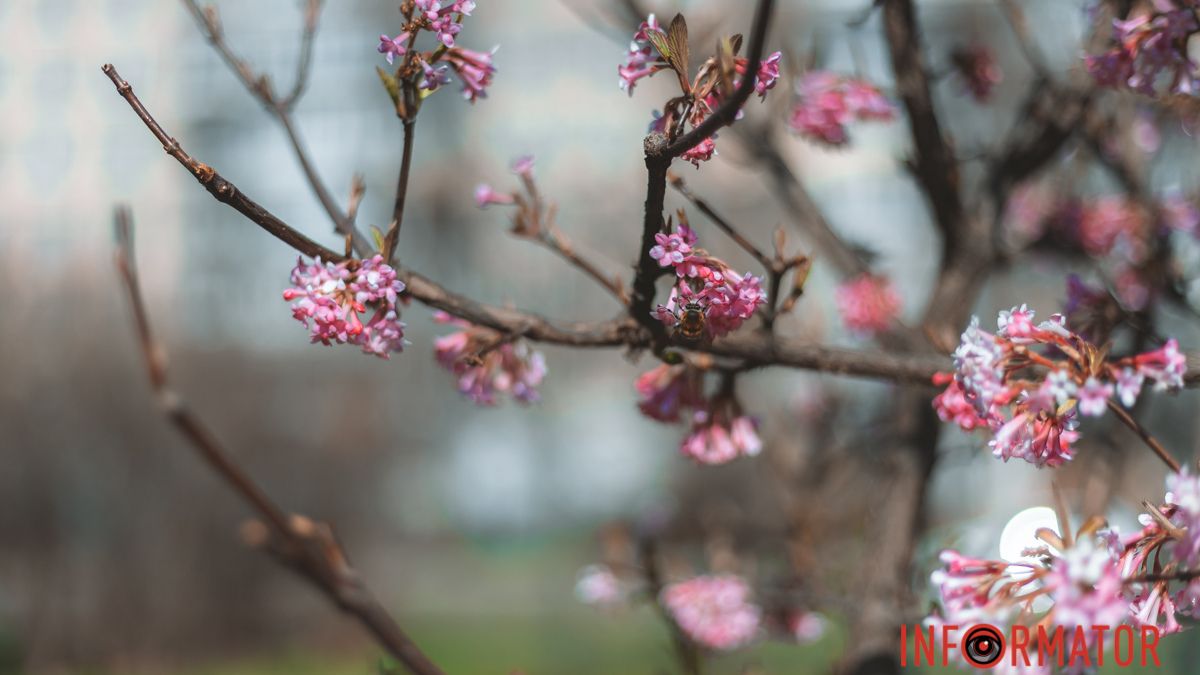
[673,301,708,343]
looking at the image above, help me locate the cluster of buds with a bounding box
[283,255,408,358]
[1004,187,1200,311]
[928,472,1200,657]
[377,0,496,104]
[934,306,1186,467]
[787,71,895,146]
[834,273,901,337]
[662,575,763,651]
[649,216,767,340]
[433,312,547,405]
[619,13,782,166]
[636,364,761,465]
[950,43,1003,103]
[1087,2,1199,97]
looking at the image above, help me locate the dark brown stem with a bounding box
[384,118,417,263]
[113,206,445,675]
[1106,399,1182,473]
[630,146,673,341]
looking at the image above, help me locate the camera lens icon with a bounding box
[961,624,1004,669]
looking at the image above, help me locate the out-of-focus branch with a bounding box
[180,0,370,255]
[112,206,445,675]
[637,539,702,675]
[1107,399,1183,473]
[668,171,771,269]
[735,125,873,279]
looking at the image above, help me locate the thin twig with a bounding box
[180,0,370,255]
[668,171,772,269]
[102,64,344,261]
[113,206,445,675]
[1106,399,1182,473]
[384,118,417,263]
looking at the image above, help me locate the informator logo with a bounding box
[899,623,1162,669]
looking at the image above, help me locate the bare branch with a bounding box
[668,171,772,269]
[102,64,345,261]
[179,0,370,255]
[1106,399,1183,473]
[113,206,445,675]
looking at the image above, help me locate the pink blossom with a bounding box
[649,230,693,267]
[635,364,701,422]
[680,136,717,167]
[1077,377,1114,417]
[649,225,766,339]
[1133,338,1187,390]
[834,273,900,336]
[283,255,407,358]
[997,304,1037,340]
[446,46,496,102]
[989,405,1079,468]
[951,44,1003,102]
[1115,367,1145,407]
[377,33,409,65]
[681,412,761,465]
[1087,6,1199,96]
[433,312,547,405]
[510,154,535,178]
[474,183,514,208]
[788,611,827,644]
[618,14,665,95]
[575,565,623,606]
[932,375,991,431]
[661,575,761,650]
[429,13,461,47]
[1045,539,1128,629]
[789,72,894,147]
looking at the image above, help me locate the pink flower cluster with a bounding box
[934,306,1186,467]
[929,473,1200,644]
[788,71,895,146]
[618,14,664,96]
[1003,188,1200,311]
[649,223,767,339]
[619,14,782,166]
[636,364,762,465]
[283,255,408,358]
[377,1,496,102]
[950,44,1003,103]
[834,273,901,336]
[1087,3,1199,96]
[433,312,547,405]
[661,575,762,651]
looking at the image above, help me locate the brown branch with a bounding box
[630,137,674,340]
[535,228,629,304]
[384,118,417,263]
[659,0,775,159]
[1106,399,1182,473]
[112,206,445,675]
[99,62,957,385]
[102,64,345,262]
[668,171,771,269]
[180,0,370,255]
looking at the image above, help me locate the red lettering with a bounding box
[942,625,958,666]
[1068,626,1092,668]
[1010,625,1030,666]
[1036,625,1064,667]
[1141,625,1161,667]
[1114,625,1134,667]
[1091,625,1109,667]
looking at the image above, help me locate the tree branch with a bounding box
[113,206,445,675]
[180,0,370,255]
